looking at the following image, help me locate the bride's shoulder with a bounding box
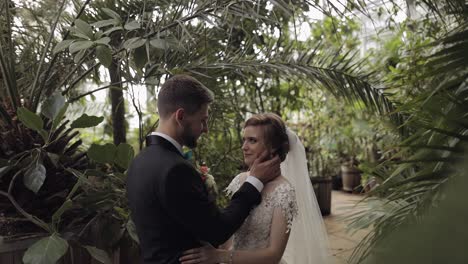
[233,172,248,184]
[225,172,247,196]
[266,176,294,192]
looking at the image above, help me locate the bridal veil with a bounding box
[281,129,331,264]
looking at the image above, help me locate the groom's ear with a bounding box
[175,108,185,121]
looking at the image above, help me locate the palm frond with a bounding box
[348,15,468,262]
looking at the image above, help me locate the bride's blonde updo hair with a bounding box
[244,113,290,162]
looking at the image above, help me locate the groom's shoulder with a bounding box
[136,144,180,161]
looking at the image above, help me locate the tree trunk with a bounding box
[108,58,126,145]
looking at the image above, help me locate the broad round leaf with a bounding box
[95,37,111,45]
[124,20,140,30]
[88,143,117,164]
[123,37,146,50]
[126,219,140,244]
[70,114,104,128]
[84,246,112,264]
[53,39,75,54]
[69,40,94,54]
[103,26,123,35]
[149,38,168,50]
[52,103,69,131]
[71,31,91,40]
[23,163,46,194]
[74,49,86,63]
[96,45,112,68]
[92,19,119,28]
[74,19,94,40]
[115,143,135,169]
[47,152,60,167]
[41,93,66,120]
[102,8,121,21]
[17,107,43,132]
[22,233,68,264]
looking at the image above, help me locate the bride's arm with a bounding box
[180,207,290,264]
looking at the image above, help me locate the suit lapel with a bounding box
[146,135,184,158]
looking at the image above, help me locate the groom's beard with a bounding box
[182,123,197,148]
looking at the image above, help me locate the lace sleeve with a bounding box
[224,173,242,198]
[267,183,299,232]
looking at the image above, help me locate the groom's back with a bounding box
[127,141,200,264]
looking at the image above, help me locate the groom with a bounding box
[126,74,281,264]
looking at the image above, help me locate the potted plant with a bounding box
[308,149,338,216]
[340,156,362,192]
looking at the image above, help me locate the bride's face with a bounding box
[242,125,269,167]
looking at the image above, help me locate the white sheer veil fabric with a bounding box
[281,129,330,264]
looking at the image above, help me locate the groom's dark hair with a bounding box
[157,74,214,118]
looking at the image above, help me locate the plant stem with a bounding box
[68,80,130,103]
[0,190,52,233]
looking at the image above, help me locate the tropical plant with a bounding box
[0,0,136,262]
[345,0,468,263]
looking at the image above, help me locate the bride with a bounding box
[180,113,330,264]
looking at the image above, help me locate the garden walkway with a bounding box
[324,191,370,264]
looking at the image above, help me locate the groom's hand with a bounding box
[250,150,281,184]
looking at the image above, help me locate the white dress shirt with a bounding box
[151,132,184,155]
[150,132,264,192]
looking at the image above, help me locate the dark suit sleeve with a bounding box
[161,163,261,246]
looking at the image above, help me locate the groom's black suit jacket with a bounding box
[126,135,261,264]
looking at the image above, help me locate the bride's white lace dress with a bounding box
[225,173,298,264]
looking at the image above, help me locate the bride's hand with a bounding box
[179,243,219,264]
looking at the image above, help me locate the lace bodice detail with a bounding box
[225,174,298,251]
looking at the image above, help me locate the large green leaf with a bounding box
[69,40,94,54]
[92,19,119,28]
[126,219,140,244]
[17,107,43,132]
[88,143,117,164]
[84,246,112,264]
[96,45,112,68]
[70,114,104,128]
[102,8,121,21]
[74,19,94,40]
[103,26,123,35]
[53,39,75,54]
[23,163,46,194]
[123,37,146,50]
[41,93,66,120]
[47,152,60,167]
[22,233,69,264]
[115,143,135,169]
[51,103,69,131]
[74,49,86,63]
[95,37,111,45]
[149,38,168,50]
[124,20,140,30]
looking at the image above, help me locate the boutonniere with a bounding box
[199,162,209,182]
[198,162,219,197]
